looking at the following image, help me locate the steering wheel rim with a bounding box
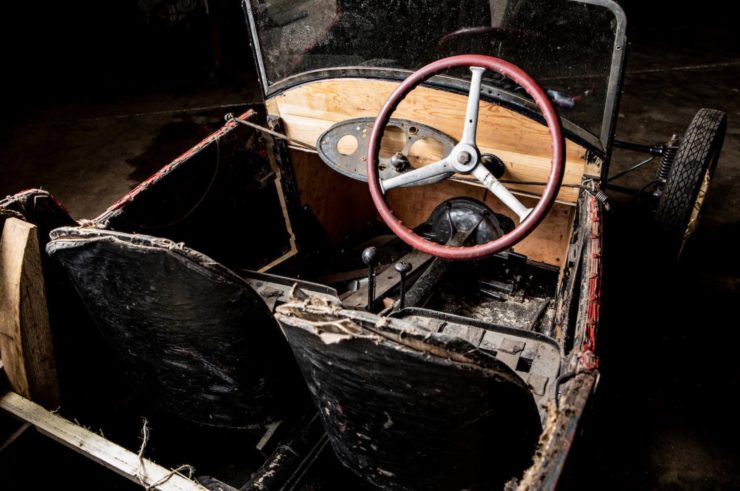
[366,54,565,261]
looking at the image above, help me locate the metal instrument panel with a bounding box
[317,117,457,183]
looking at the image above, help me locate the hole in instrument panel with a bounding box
[337,134,359,156]
[408,137,446,168]
[516,357,533,373]
[379,125,406,159]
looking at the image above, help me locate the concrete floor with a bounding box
[1,4,739,490]
[0,89,258,219]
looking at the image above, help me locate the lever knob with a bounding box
[362,246,379,267]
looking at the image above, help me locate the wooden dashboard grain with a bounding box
[266,78,594,203]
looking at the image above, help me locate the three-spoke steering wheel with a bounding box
[366,55,565,260]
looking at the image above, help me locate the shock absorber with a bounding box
[656,134,680,183]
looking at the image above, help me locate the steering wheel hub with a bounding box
[451,144,479,172]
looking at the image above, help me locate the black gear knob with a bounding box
[394,261,412,275]
[362,246,379,267]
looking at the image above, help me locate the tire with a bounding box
[654,108,726,257]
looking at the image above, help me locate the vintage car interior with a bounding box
[1,0,622,489]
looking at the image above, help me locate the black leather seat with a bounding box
[48,227,306,428]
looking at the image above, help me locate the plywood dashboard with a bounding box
[266,78,591,267]
[266,78,596,204]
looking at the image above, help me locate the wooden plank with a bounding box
[0,391,208,491]
[260,135,299,272]
[267,78,596,203]
[0,218,59,409]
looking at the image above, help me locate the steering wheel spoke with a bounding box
[381,158,453,192]
[461,67,485,145]
[471,164,532,223]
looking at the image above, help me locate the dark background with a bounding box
[1,0,734,115]
[1,1,739,489]
[2,0,256,119]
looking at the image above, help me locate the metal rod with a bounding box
[361,247,379,311]
[606,155,655,182]
[613,139,665,156]
[227,113,316,151]
[394,262,412,310]
[367,265,375,311]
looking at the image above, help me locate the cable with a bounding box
[225,113,316,151]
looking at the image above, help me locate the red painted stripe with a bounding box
[581,195,603,369]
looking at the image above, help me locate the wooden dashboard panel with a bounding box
[289,149,574,267]
[266,78,594,203]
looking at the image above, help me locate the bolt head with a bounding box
[457,151,472,165]
[390,152,409,171]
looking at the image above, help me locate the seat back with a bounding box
[48,227,304,428]
[277,304,543,490]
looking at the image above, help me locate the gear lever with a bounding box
[361,247,379,311]
[394,261,413,310]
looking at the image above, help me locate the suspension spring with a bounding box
[656,135,680,182]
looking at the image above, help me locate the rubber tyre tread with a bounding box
[654,108,726,255]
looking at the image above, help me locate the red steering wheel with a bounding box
[366,54,565,261]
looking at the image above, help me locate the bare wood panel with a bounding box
[268,78,593,203]
[0,391,207,491]
[387,181,575,266]
[0,219,59,409]
[290,150,378,244]
[289,152,573,266]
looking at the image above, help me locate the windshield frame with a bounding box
[243,0,626,162]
